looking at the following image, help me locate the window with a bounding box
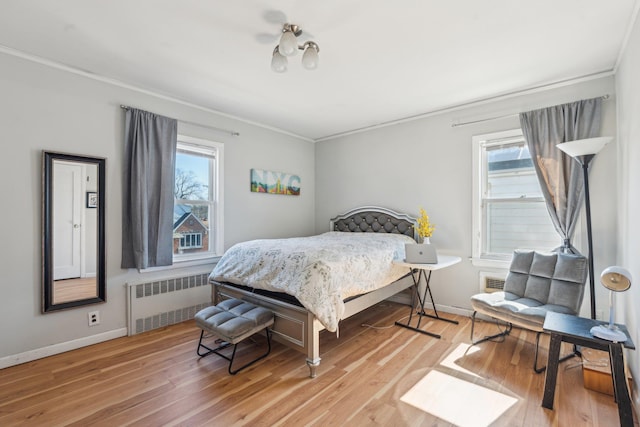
[179,232,202,249]
[173,135,224,263]
[472,129,559,267]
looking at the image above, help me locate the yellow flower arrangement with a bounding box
[416,208,435,239]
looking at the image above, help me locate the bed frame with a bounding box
[211,206,417,378]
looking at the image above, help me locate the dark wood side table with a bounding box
[542,312,635,427]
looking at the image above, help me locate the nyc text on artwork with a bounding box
[250,168,300,196]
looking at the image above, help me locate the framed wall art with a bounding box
[86,191,98,208]
[250,168,300,196]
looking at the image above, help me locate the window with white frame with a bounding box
[472,129,559,266]
[179,232,202,249]
[173,136,224,262]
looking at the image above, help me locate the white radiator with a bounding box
[479,271,507,293]
[127,273,212,335]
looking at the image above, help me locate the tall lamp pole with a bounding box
[557,137,612,319]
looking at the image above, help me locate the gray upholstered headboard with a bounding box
[329,206,417,240]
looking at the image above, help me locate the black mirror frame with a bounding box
[42,151,106,313]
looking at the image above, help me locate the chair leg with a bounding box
[196,329,272,375]
[470,311,513,345]
[470,311,477,342]
[228,329,272,375]
[471,315,580,374]
[533,332,580,374]
[197,330,232,357]
[534,332,545,373]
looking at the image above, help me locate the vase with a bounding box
[422,237,431,244]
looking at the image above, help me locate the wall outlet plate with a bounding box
[88,311,100,326]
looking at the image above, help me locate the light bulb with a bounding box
[302,43,319,70]
[278,30,298,56]
[271,48,287,73]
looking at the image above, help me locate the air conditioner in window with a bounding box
[479,271,507,293]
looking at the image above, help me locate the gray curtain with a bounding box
[519,97,602,253]
[122,108,177,269]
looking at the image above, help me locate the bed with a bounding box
[209,206,417,377]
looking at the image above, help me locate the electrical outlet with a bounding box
[88,311,100,326]
[595,309,604,321]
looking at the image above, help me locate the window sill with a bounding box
[471,257,510,269]
[139,255,221,273]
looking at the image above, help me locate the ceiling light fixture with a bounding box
[271,23,320,72]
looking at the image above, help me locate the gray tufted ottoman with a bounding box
[195,298,274,374]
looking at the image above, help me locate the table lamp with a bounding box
[590,266,631,342]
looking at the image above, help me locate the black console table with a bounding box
[542,312,635,427]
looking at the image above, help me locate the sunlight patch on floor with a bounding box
[439,342,482,379]
[400,370,518,427]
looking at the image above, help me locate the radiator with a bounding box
[479,271,507,293]
[127,272,212,335]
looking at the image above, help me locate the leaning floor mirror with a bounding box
[42,151,106,312]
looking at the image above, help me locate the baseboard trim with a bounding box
[423,303,474,318]
[386,294,475,319]
[0,328,128,369]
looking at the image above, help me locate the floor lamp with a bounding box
[557,137,612,319]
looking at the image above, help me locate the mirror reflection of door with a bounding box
[53,161,82,279]
[52,160,98,304]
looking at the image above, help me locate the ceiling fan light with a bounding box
[302,43,319,70]
[279,30,298,56]
[271,47,288,73]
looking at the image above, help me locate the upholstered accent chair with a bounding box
[470,250,588,372]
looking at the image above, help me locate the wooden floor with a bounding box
[0,301,636,426]
[53,277,97,304]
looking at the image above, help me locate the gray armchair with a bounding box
[470,250,588,372]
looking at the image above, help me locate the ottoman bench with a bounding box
[195,298,274,374]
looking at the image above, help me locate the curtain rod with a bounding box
[451,94,610,128]
[120,105,240,136]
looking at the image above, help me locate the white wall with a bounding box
[0,52,314,362]
[615,11,640,410]
[315,77,617,317]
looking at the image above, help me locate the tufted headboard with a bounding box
[330,206,417,241]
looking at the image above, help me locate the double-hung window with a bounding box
[472,129,559,267]
[173,135,224,263]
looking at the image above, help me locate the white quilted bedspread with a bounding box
[210,232,415,332]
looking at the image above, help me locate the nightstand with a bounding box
[542,312,635,427]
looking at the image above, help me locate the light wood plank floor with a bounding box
[53,277,97,304]
[0,301,636,426]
